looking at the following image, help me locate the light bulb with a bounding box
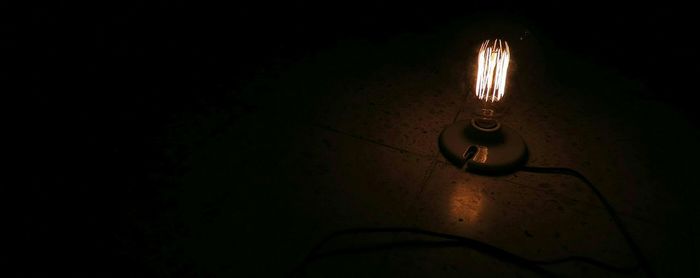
[438,38,527,174]
[473,39,510,131]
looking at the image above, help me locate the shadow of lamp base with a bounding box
[439,119,528,175]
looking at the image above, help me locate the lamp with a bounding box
[439,39,527,174]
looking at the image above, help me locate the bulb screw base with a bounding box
[471,118,501,132]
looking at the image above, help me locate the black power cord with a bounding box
[520,166,656,278]
[292,165,653,277]
[290,227,640,277]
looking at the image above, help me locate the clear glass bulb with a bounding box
[439,37,527,174]
[472,39,510,130]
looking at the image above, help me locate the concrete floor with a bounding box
[148,21,699,277]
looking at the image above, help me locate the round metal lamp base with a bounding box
[439,120,528,175]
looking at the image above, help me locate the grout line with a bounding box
[405,88,469,209]
[307,83,465,220]
[451,93,468,124]
[415,159,439,201]
[310,120,444,249]
[310,122,433,159]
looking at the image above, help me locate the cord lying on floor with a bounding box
[291,166,652,277]
[290,227,640,277]
[520,166,656,278]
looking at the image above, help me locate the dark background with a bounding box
[10,1,698,276]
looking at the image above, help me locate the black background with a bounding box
[10,1,698,276]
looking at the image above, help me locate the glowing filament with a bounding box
[476,39,510,103]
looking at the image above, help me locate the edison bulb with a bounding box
[472,39,510,131]
[438,38,527,174]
